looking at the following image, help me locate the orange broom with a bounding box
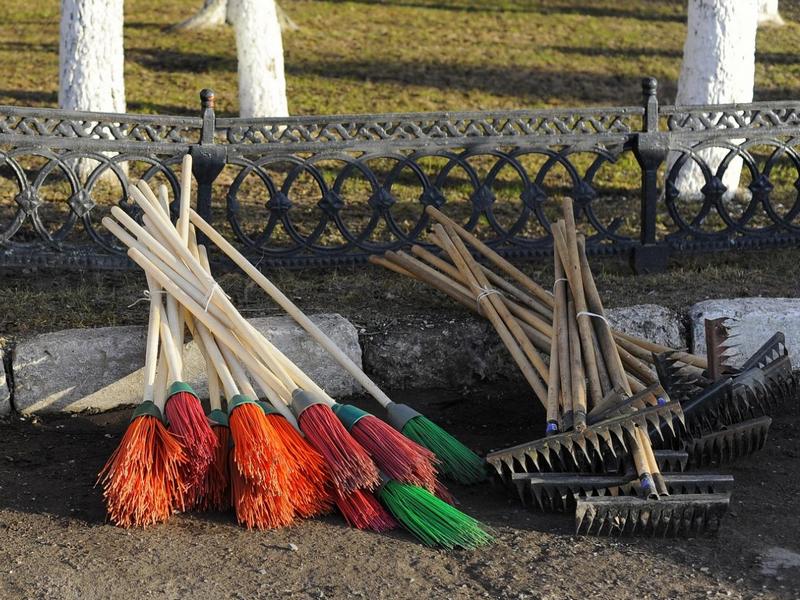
[97,275,187,527]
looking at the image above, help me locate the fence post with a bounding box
[190,88,226,231]
[631,77,670,274]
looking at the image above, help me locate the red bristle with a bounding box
[266,413,334,518]
[434,478,457,506]
[350,415,439,490]
[298,404,380,493]
[229,453,294,530]
[334,488,396,532]
[165,391,217,506]
[198,425,230,512]
[98,415,187,527]
[228,403,285,494]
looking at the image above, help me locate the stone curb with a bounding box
[689,298,800,367]
[0,346,10,416]
[359,304,686,391]
[12,314,361,415]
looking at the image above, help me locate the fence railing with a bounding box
[1,78,799,272]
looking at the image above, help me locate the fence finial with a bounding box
[641,77,659,133]
[200,88,215,110]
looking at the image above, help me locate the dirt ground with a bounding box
[0,384,798,600]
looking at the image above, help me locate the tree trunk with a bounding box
[229,0,289,118]
[758,0,784,26]
[173,0,298,32]
[671,0,758,199]
[60,0,127,183]
[172,0,229,31]
[59,0,126,114]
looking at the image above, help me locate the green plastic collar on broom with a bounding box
[331,403,370,431]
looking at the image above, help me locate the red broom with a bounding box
[198,358,230,512]
[158,312,217,507]
[332,403,439,490]
[98,277,187,527]
[290,390,380,493]
[334,488,397,532]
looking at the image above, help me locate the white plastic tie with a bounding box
[576,310,610,326]
[475,286,503,305]
[127,289,166,308]
[203,283,222,312]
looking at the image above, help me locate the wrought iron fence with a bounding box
[1,78,799,272]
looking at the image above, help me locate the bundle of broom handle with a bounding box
[422,205,707,371]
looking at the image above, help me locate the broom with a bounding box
[189,209,486,484]
[124,184,381,497]
[374,474,493,549]
[97,275,187,527]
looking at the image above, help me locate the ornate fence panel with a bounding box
[0,79,798,272]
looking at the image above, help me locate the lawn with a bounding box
[1,0,799,116]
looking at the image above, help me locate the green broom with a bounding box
[189,210,486,484]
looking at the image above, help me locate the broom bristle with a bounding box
[198,425,230,512]
[165,390,218,505]
[266,413,334,518]
[378,480,493,549]
[298,404,380,493]
[334,488,397,532]
[351,414,438,490]
[229,453,295,529]
[228,402,285,494]
[401,415,486,485]
[434,478,457,506]
[98,415,187,527]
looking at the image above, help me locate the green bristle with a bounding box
[401,415,486,484]
[377,480,492,549]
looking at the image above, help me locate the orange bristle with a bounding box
[165,390,218,505]
[198,424,231,512]
[334,488,397,532]
[297,404,380,493]
[265,412,334,518]
[98,414,187,527]
[229,453,294,529]
[228,402,286,494]
[350,414,439,490]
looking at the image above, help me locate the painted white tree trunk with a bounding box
[229,0,288,118]
[60,0,127,182]
[671,0,758,199]
[173,0,229,31]
[758,0,784,26]
[59,0,125,114]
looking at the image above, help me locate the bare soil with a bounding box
[0,384,798,600]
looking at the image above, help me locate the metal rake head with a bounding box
[486,401,685,483]
[705,317,738,381]
[654,352,708,404]
[513,472,733,512]
[741,332,788,372]
[685,415,772,467]
[575,493,730,537]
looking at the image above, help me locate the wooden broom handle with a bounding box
[189,208,396,409]
[142,274,162,404]
[158,308,183,383]
[425,205,708,369]
[178,155,192,244]
[128,247,299,405]
[434,223,548,405]
[195,332,223,412]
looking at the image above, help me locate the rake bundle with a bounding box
[98,170,492,549]
[371,202,796,536]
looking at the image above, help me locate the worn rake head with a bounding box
[686,415,772,467]
[575,493,730,536]
[485,401,684,484]
[705,317,738,381]
[512,471,733,512]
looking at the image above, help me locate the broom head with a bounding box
[377,477,493,549]
[334,488,397,532]
[164,381,218,505]
[229,450,295,530]
[387,403,486,485]
[98,400,187,527]
[228,394,284,494]
[333,403,439,490]
[198,409,231,512]
[292,390,379,493]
